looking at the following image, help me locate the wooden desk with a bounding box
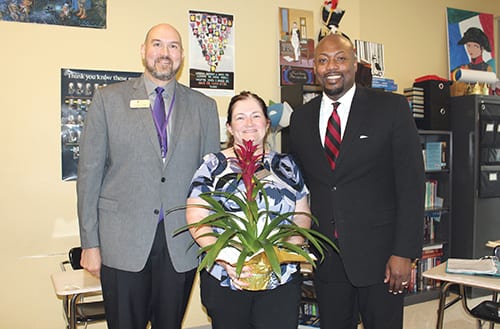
[423,262,500,329]
[51,269,102,329]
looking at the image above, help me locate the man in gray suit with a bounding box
[77,23,220,329]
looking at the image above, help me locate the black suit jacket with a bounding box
[289,85,424,286]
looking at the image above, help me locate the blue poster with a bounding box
[61,68,141,181]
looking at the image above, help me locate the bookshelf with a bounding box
[298,270,320,328]
[281,84,322,327]
[404,130,452,305]
[280,84,322,153]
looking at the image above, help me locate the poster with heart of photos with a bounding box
[188,10,235,96]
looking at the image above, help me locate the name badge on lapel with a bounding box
[130,99,150,109]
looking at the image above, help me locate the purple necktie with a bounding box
[153,87,166,222]
[153,87,167,158]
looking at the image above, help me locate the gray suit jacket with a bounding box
[77,75,220,272]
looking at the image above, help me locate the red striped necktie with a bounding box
[325,102,341,170]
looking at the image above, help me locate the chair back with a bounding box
[69,247,83,270]
[59,246,106,327]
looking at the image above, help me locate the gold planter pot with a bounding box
[239,247,310,291]
[241,255,273,291]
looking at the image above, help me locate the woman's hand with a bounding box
[218,261,252,290]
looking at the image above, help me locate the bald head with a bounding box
[314,33,357,100]
[145,24,183,49]
[317,33,355,54]
[141,23,184,85]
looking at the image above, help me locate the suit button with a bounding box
[161,177,166,183]
[331,186,337,191]
[154,209,160,215]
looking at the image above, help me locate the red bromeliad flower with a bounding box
[234,139,263,201]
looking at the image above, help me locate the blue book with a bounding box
[425,142,445,171]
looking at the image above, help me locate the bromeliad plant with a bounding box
[178,139,337,284]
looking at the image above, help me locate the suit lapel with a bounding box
[334,87,368,171]
[163,81,186,167]
[305,97,335,177]
[130,77,165,162]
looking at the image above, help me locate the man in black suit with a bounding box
[289,33,424,329]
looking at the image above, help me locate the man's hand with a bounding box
[384,255,411,294]
[81,247,102,278]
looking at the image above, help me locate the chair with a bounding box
[470,246,500,329]
[59,247,106,328]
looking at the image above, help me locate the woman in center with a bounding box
[186,91,312,329]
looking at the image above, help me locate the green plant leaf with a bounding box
[198,229,237,271]
[261,240,282,280]
[235,248,251,277]
[278,242,318,267]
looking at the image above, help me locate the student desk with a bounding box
[50,269,102,329]
[422,262,500,329]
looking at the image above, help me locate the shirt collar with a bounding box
[321,84,356,109]
[320,83,356,117]
[143,75,175,99]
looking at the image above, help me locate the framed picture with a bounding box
[278,7,315,85]
[447,7,495,75]
[447,7,496,95]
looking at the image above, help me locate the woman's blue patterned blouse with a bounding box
[187,150,309,290]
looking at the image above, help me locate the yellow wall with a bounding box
[0,0,498,328]
[359,1,500,91]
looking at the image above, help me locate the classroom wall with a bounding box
[0,1,498,328]
[359,1,500,91]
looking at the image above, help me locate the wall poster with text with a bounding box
[188,10,235,97]
[61,68,141,181]
[0,0,106,28]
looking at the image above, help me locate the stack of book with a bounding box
[420,244,444,291]
[423,214,442,242]
[408,243,444,293]
[424,178,444,211]
[425,179,438,209]
[404,86,425,119]
[446,258,500,275]
[423,141,448,171]
[298,314,320,328]
[371,77,397,92]
[299,278,320,328]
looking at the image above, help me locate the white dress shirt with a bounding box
[319,84,356,146]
